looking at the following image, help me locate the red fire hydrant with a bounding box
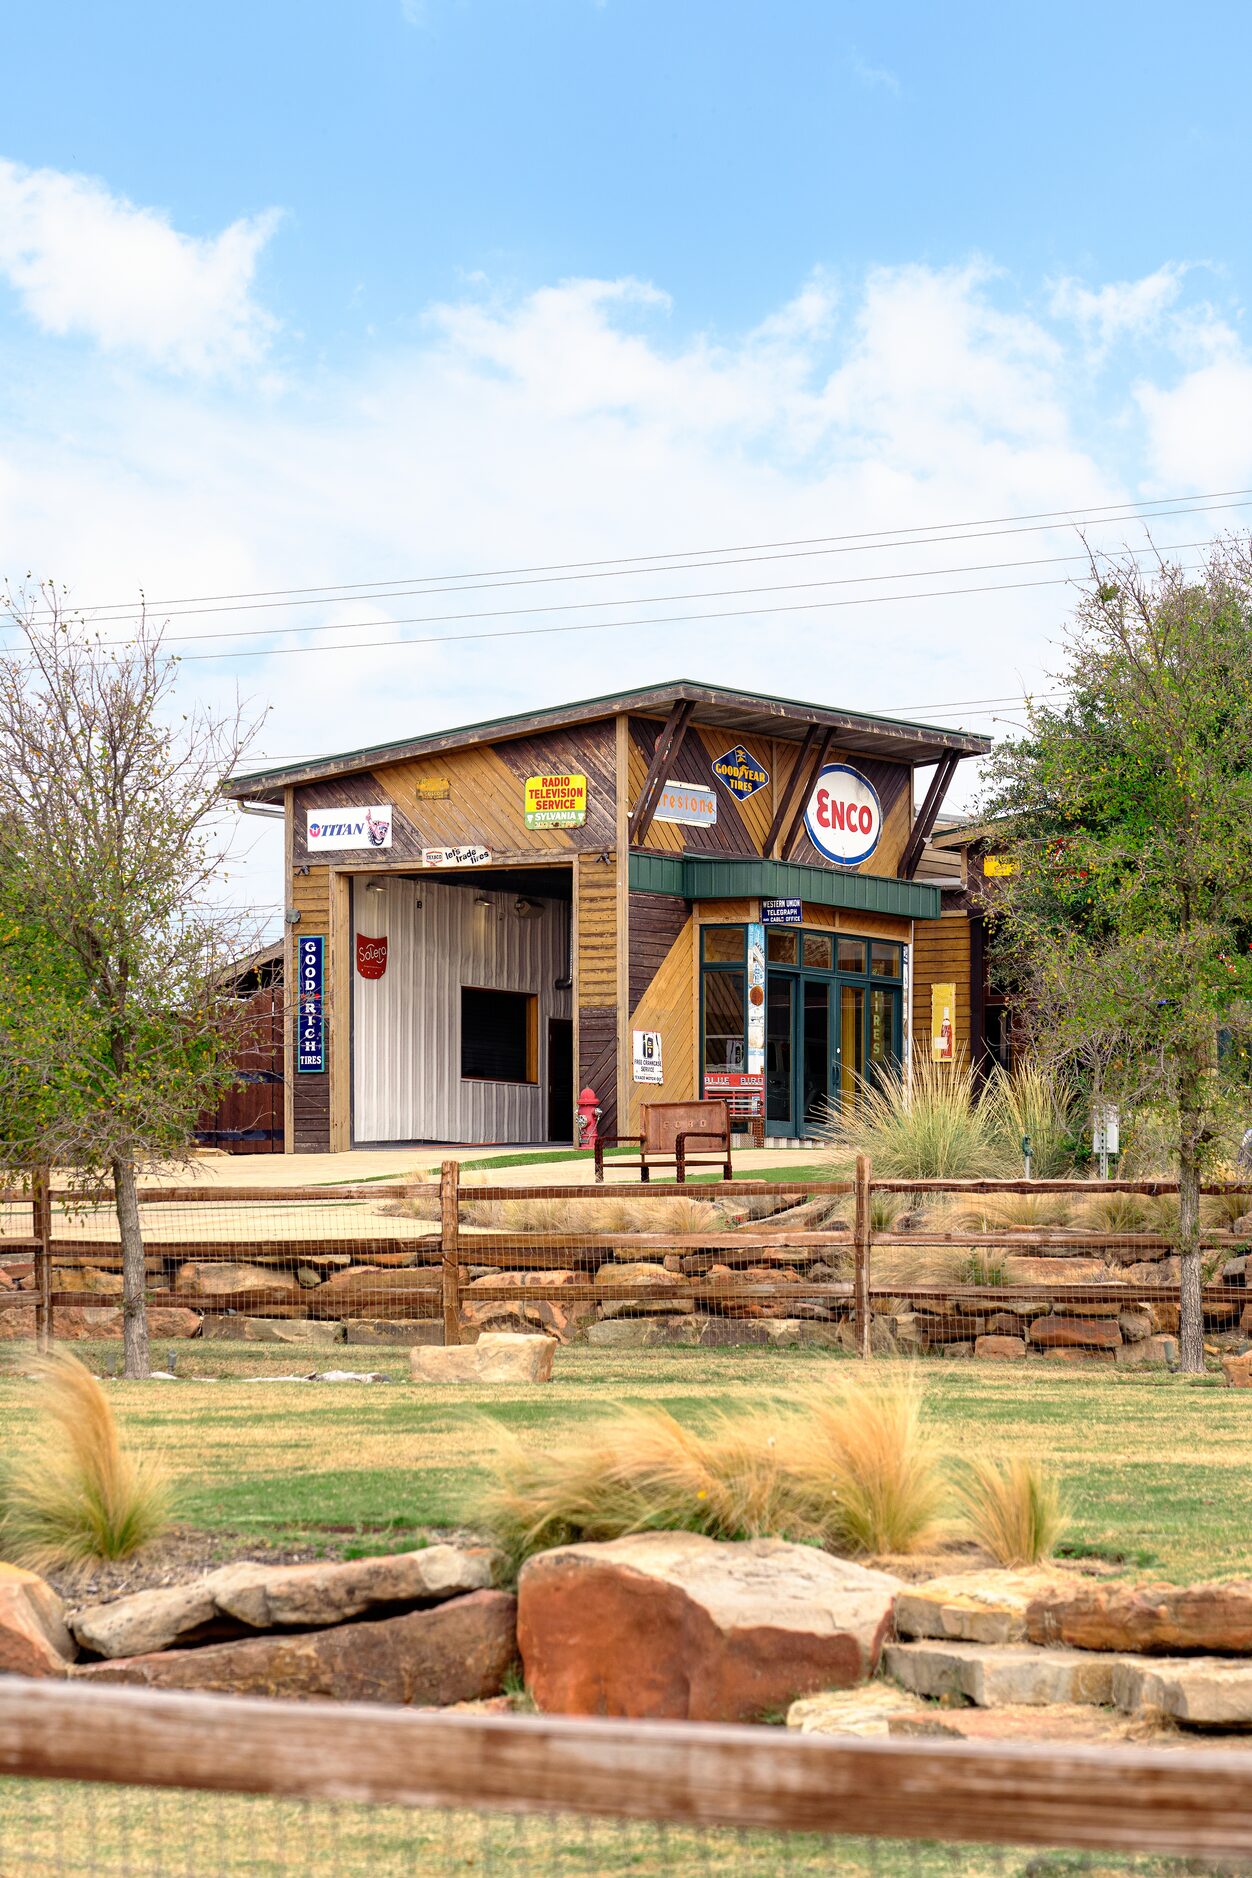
[577,1086,602,1151]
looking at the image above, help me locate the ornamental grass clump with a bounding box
[952,1455,1068,1567]
[983,1062,1081,1179]
[780,1373,947,1557]
[0,1352,171,1574]
[819,1058,1008,1180]
[476,1371,950,1566]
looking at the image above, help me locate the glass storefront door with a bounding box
[702,922,904,1138]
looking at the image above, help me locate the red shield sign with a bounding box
[356,934,388,980]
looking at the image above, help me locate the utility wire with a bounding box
[33,487,1252,624]
[177,562,1209,670]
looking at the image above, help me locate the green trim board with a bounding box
[628,850,941,920]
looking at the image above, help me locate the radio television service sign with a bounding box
[803,764,882,867]
[524,773,587,829]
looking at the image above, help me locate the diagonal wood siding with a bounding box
[626,911,696,1134]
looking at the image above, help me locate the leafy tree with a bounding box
[0,583,265,1377]
[981,543,1252,1372]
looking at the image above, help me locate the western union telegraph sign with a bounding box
[711,745,769,800]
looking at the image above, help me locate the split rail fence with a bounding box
[2,1678,1252,1873]
[0,1159,1248,1360]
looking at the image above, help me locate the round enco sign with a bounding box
[803,763,883,866]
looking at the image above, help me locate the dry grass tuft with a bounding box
[780,1372,947,1557]
[475,1370,948,1565]
[0,1353,171,1574]
[952,1455,1068,1567]
[819,1058,1010,1180]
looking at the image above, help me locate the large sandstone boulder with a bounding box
[0,1306,200,1341]
[585,1317,702,1348]
[176,1262,298,1298]
[0,1563,75,1676]
[51,1265,124,1296]
[1111,1657,1252,1726]
[517,1532,901,1722]
[201,1316,344,1344]
[594,1262,691,1317]
[345,1320,442,1346]
[410,1331,556,1384]
[1223,1352,1252,1389]
[72,1545,497,1658]
[75,1590,518,1705]
[895,1571,1080,1646]
[1029,1580,1252,1655]
[974,1335,1025,1361]
[461,1271,593,1343]
[1115,1335,1178,1367]
[1003,1257,1109,1286]
[1028,1315,1121,1350]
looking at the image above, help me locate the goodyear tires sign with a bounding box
[711,745,769,800]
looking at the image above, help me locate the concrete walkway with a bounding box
[167,1142,831,1189]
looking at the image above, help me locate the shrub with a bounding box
[939,1191,1077,1233]
[955,1251,1008,1287]
[476,1373,948,1565]
[781,1373,947,1557]
[953,1455,1068,1567]
[0,1353,171,1573]
[983,1062,1081,1179]
[818,1058,1009,1180]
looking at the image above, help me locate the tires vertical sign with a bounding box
[297,935,325,1074]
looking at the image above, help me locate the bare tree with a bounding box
[0,582,266,1377]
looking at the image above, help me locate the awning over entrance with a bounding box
[627,851,941,921]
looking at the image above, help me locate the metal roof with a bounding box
[629,851,942,920]
[225,679,991,803]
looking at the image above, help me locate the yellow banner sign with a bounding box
[931,983,956,1061]
[524,773,587,829]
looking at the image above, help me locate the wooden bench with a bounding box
[594,1099,733,1184]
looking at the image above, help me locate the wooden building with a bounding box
[910,818,1016,1076]
[224,682,989,1153]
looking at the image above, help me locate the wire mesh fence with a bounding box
[2,1682,1251,1877]
[0,1160,1248,1367]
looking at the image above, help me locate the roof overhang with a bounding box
[628,851,942,921]
[225,679,992,805]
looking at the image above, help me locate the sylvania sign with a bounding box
[803,764,882,867]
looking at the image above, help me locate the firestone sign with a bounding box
[803,764,882,867]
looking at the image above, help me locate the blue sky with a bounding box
[3,2,1252,916]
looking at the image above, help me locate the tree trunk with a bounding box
[1176,1093,1204,1376]
[113,1155,151,1380]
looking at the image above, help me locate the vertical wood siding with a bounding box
[352,876,572,1143]
[626,912,696,1134]
[290,868,331,1153]
[911,910,974,1067]
[576,851,619,1138]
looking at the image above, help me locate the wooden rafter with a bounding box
[899,752,960,880]
[780,728,836,860]
[627,700,695,847]
[763,724,820,857]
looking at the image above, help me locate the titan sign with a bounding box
[803,763,882,866]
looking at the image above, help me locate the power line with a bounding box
[5,532,1224,663]
[180,561,1210,669]
[34,486,1252,625]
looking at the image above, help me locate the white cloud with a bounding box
[851,54,901,95]
[0,159,280,374]
[1050,264,1186,355]
[5,244,1247,919]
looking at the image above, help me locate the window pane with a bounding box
[703,970,746,1070]
[871,942,900,978]
[837,938,866,972]
[461,987,536,1083]
[703,926,744,963]
[802,933,832,971]
[839,985,864,1103]
[869,987,896,1078]
[767,930,798,965]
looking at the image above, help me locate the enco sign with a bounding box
[803,763,883,866]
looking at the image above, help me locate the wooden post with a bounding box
[854,1152,872,1360]
[32,1166,53,1353]
[439,1159,462,1346]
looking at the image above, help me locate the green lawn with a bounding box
[3,1344,1249,1581]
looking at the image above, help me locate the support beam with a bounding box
[899,752,960,880]
[628,700,695,847]
[781,728,836,860]
[763,725,819,857]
